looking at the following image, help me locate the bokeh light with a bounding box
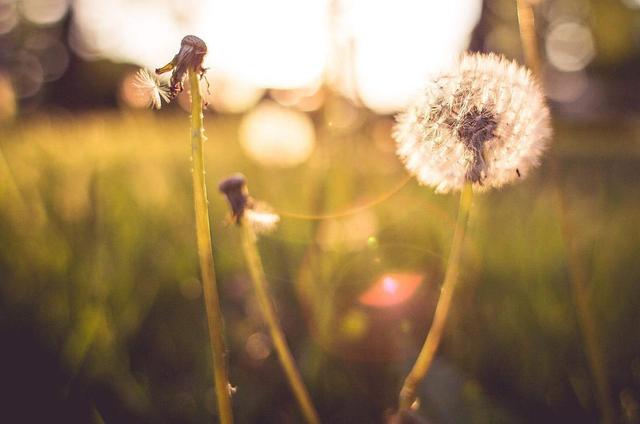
[0,0,18,34]
[545,21,596,72]
[343,0,482,113]
[358,272,423,307]
[20,0,70,25]
[316,210,378,251]
[204,74,264,114]
[245,332,272,361]
[67,0,481,112]
[239,100,316,168]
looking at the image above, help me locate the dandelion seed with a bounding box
[394,52,551,193]
[134,68,170,109]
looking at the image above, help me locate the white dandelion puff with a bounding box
[393,52,552,193]
[245,205,280,235]
[134,68,171,109]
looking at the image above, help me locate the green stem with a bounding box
[188,69,234,424]
[555,185,615,424]
[240,221,321,424]
[399,183,473,411]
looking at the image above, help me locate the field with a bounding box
[1,110,639,423]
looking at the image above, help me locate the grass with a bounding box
[0,110,639,422]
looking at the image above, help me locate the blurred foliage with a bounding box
[0,110,639,423]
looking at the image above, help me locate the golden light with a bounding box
[239,101,316,168]
[201,0,328,89]
[0,73,16,122]
[69,0,481,112]
[344,0,482,113]
[358,272,423,308]
[203,73,264,114]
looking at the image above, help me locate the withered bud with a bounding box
[155,35,208,97]
[219,173,253,224]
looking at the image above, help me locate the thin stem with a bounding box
[399,183,473,411]
[240,221,321,424]
[516,0,541,77]
[555,184,616,424]
[188,69,234,424]
[276,174,412,221]
[515,2,615,422]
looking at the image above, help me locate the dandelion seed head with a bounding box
[394,52,552,193]
[134,68,170,109]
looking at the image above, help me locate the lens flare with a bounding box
[358,273,423,307]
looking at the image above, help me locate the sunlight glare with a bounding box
[239,101,316,167]
[358,272,423,307]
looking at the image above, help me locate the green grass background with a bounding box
[0,110,638,423]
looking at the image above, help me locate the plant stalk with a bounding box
[399,183,473,411]
[189,68,234,424]
[240,221,321,424]
[515,2,615,422]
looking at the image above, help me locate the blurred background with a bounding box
[1,0,640,422]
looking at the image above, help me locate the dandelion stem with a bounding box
[239,221,321,424]
[188,68,234,424]
[399,182,473,411]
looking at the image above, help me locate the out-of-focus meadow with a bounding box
[1,0,640,423]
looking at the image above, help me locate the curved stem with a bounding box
[399,183,473,411]
[240,222,321,424]
[189,69,234,424]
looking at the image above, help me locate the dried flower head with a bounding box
[218,173,280,234]
[134,68,170,109]
[394,52,551,193]
[156,35,208,97]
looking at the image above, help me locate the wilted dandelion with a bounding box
[218,173,280,235]
[134,68,170,109]
[394,52,551,192]
[219,173,319,424]
[156,34,208,97]
[154,36,233,423]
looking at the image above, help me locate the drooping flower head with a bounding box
[393,52,551,193]
[156,35,208,97]
[219,173,280,234]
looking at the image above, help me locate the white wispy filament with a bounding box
[134,68,170,110]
